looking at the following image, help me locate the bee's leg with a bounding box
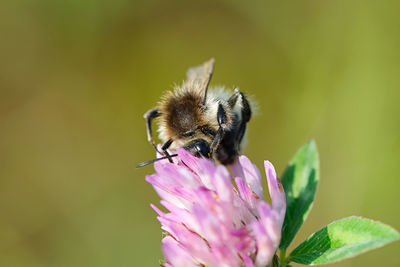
[210,103,227,155]
[239,92,251,123]
[228,88,251,122]
[228,88,241,108]
[161,139,174,163]
[236,122,247,151]
[227,89,252,148]
[210,128,223,156]
[144,108,161,153]
[236,92,251,147]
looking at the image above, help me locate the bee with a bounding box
[137,58,252,167]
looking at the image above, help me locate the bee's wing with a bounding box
[185,58,215,104]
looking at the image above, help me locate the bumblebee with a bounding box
[137,59,252,167]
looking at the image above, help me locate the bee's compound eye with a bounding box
[184,139,210,158]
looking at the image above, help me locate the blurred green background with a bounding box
[1,0,399,266]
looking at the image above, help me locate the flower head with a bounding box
[146,149,286,267]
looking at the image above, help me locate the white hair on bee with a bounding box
[208,86,258,151]
[203,86,233,130]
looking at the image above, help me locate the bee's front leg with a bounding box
[161,139,174,163]
[236,91,251,146]
[228,89,252,149]
[144,108,161,153]
[228,88,251,122]
[210,103,227,156]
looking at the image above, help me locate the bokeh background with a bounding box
[1,0,399,266]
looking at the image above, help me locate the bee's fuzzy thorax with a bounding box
[157,84,234,148]
[159,89,203,137]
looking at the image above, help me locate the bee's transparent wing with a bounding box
[185,58,215,104]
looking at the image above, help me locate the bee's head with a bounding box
[184,138,211,158]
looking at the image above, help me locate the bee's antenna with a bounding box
[136,154,178,168]
[202,58,215,105]
[186,58,215,106]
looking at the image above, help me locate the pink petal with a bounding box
[177,148,217,189]
[235,177,257,211]
[154,162,201,189]
[251,220,275,267]
[148,149,284,267]
[211,244,241,267]
[230,155,263,198]
[242,254,255,267]
[251,203,281,267]
[150,203,165,216]
[264,160,286,228]
[256,202,280,245]
[192,197,224,243]
[168,224,216,265]
[162,236,198,267]
[146,175,187,208]
[212,165,234,202]
[146,174,195,203]
[160,200,200,233]
[153,185,191,209]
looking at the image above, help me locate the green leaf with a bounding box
[289,216,400,265]
[279,140,319,250]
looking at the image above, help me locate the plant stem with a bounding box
[280,250,287,267]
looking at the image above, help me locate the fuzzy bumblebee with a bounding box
[138,59,252,167]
